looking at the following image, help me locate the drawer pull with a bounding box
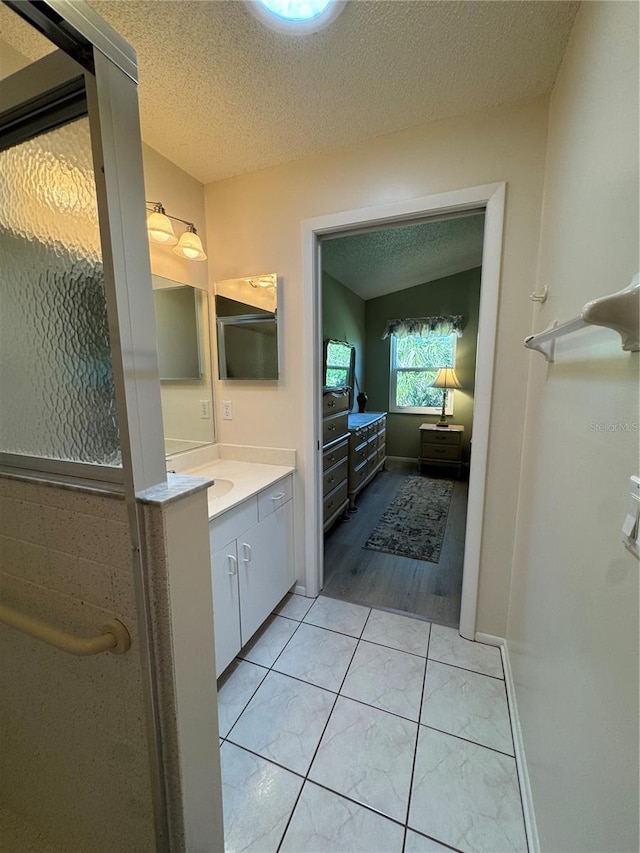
[327,500,334,509]
[227,555,238,576]
[327,400,335,407]
[327,476,334,484]
[241,543,252,563]
[328,424,336,432]
[271,492,286,501]
[327,454,335,464]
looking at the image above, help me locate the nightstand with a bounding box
[419,424,464,478]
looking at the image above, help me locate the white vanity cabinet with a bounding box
[210,475,294,677]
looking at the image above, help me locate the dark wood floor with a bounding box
[322,460,468,628]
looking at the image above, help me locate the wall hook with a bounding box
[530,284,549,303]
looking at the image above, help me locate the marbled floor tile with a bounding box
[405,829,458,853]
[274,592,315,621]
[220,742,303,853]
[409,727,527,853]
[309,696,416,823]
[421,661,513,755]
[341,640,426,721]
[217,659,268,738]
[279,781,405,853]
[428,625,503,679]
[273,622,357,691]
[362,608,431,657]
[238,614,299,667]
[303,595,370,637]
[228,671,335,775]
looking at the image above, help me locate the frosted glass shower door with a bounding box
[0,115,120,468]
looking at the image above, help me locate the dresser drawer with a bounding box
[376,446,386,466]
[349,459,370,490]
[377,428,386,449]
[323,458,348,496]
[323,411,348,445]
[323,389,350,416]
[323,480,348,521]
[421,428,461,446]
[323,436,348,471]
[421,443,460,461]
[352,441,370,467]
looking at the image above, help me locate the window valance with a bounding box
[381,315,463,340]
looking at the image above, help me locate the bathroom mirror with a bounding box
[214,273,278,380]
[152,275,215,456]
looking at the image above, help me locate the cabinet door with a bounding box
[211,539,241,678]
[238,500,294,646]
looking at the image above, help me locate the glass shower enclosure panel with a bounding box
[0,114,120,467]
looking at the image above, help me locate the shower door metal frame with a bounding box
[1,3,170,850]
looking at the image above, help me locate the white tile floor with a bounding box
[217,594,528,853]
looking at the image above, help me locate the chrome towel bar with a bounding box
[0,603,131,656]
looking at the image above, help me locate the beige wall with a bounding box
[508,3,639,851]
[142,144,215,450]
[205,97,549,634]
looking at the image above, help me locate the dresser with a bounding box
[419,423,464,477]
[322,388,350,530]
[347,412,387,510]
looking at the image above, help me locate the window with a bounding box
[389,333,457,414]
[324,339,353,388]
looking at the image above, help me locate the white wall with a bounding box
[142,145,215,448]
[205,97,549,635]
[508,3,639,851]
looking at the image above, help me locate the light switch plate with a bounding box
[222,400,233,421]
[199,399,211,419]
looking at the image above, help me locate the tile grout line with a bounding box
[427,655,504,681]
[224,617,303,742]
[403,622,432,849]
[274,604,373,852]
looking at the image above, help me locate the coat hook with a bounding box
[530,284,549,303]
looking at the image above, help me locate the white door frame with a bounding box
[302,182,506,640]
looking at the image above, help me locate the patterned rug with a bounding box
[364,476,454,563]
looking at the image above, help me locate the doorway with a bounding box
[319,215,483,628]
[302,183,506,640]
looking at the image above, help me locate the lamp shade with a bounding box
[146,205,177,245]
[431,367,462,390]
[173,225,207,261]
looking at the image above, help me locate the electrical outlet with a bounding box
[222,400,233,421]
[199,399,211,419]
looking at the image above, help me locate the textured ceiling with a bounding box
[322,213,485,300]
[0,1,578,183]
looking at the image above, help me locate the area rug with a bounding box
[364,476,454,563]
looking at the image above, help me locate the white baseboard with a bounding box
[475,632,539,853]
[294,584,307,597]
[386,455,418,464]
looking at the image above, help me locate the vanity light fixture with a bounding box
[145,201,207,261]
[245,275,276,289]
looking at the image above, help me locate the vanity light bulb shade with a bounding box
[146,210,178,246]
[173,228,207,261]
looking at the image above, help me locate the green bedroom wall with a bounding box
[322,270,366,408]
[364,267,481,460]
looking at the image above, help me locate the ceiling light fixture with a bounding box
[247,0,345,34]
[145,201,207,261]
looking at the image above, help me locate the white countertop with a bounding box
[186,458,294,520]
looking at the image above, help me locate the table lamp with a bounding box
[430,368,462,427]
